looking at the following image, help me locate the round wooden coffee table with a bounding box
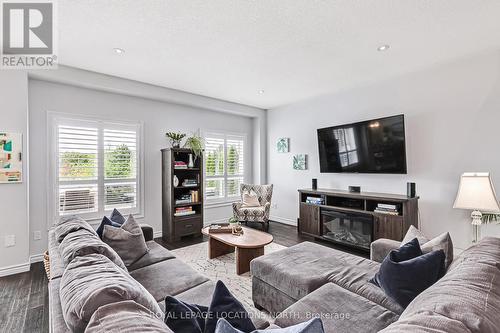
[201,226,273,275]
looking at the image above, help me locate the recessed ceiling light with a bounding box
[258,89,265,94]
[377,45,390,52]
[113,48,125,54]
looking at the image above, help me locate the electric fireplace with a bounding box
[321,209,373,251]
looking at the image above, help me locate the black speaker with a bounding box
[348,186,361,193]
[312,178,318,190]
[407,182,416,198]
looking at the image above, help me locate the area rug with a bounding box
[172,241,286,319]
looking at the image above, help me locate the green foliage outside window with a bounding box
[105,144,134,179]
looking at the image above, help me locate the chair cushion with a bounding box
[102,214,149,266]
[402,226,454,269]
[58,228,127,271]
[86,300,172,333]
[60,254,162,332]
[242,190,260,207]
[274,283,398,333]
[130,258,209,301]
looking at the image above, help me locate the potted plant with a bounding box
[184,134,204,159]
[165,132,186,148]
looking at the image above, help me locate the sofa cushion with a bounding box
[96,216,122,239]
[59,228,126,271]
[164,297,207,333]
[48,230,66,280]
[54,215,97,243]
[372,249,445,308]
[402,226,453,269]
[400,240,500,333]
[448,236,500,272]
[86,300,172,333]
[216,318,324,333]
[130,258,209,301]
[250,242,354,300]
[102,214,149,266]
[274,283,398,333]
[379,311,471,333]
[127,240,176,271]
[60,253,162,332]
[252,241,403,315]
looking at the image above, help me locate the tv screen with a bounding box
[317,115,407,174]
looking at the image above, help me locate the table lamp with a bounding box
[453,172,500,243]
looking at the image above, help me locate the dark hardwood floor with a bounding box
[0,221,366,332]
[0,262,49,333]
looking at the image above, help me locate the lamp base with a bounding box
[471,210,482,243]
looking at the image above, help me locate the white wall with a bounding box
[267,50,500,250]
[0,71,30,276]
[28,79,255,257]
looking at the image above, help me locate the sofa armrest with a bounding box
[370,238,401,262]
[139,223,154,241]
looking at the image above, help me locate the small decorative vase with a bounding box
[232,222,243,236]
[188,153,194,168]
[173,175,179,187]
[170,139,180,148]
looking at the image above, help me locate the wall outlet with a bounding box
[34,230,42,240]
[4,235,15,247]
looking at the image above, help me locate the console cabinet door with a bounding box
[299,203,320,236]
[373,214,404,241]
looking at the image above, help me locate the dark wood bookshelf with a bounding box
[161,148,204,242]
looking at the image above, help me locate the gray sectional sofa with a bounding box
[251,237,500,333]
[48,216,266,332]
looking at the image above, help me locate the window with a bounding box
[334,127,358,167]
[51,115,142,221]
[204,132,245,203]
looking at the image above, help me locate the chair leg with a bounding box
[264,221,270,232]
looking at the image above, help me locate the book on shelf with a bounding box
[377,203,398,210]
[173,161,188,169]
[182,178,198,187]
[174,206,196,216]
[374,208,399,215]
[306,196,324,205]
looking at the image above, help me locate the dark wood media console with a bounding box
[298,188,419,252]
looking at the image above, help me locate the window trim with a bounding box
[203,130,247,205]
[47,112,145,225]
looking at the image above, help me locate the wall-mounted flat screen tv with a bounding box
[317,114,407,174]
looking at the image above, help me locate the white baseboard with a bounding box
[270,215,297,226]
[153,230,162,238]
[0,262,30,277]
[205,218,227,226]
[30,253,44,263]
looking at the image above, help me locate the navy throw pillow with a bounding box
[370,238,422,287]
[110,208,126,224]
[377,249,445,308]
[164,296,208,333]
[164,280,255,333]
[205,280,256,333]
[96,216,122,239]
[96,209,126,238]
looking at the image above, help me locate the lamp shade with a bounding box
[453,172,500,212]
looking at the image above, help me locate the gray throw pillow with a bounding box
[86,300,172,333]
[401,225,454,269]
[54,215,97,242]
[215,318,324,333]
[102,214,149,266]
[60,253,162,332]
[59,228,127,271]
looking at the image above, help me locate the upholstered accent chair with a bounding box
[232,184,273,231]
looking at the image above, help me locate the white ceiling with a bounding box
[59,0,500,109]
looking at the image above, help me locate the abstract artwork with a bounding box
[0,132,22,183]
[277,137,289,153]
[293,154,307,170]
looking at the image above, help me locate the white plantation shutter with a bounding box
[53,116,142,220]
[58,125,99,214]
[204,132,245,202]
[226,136,244,197]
